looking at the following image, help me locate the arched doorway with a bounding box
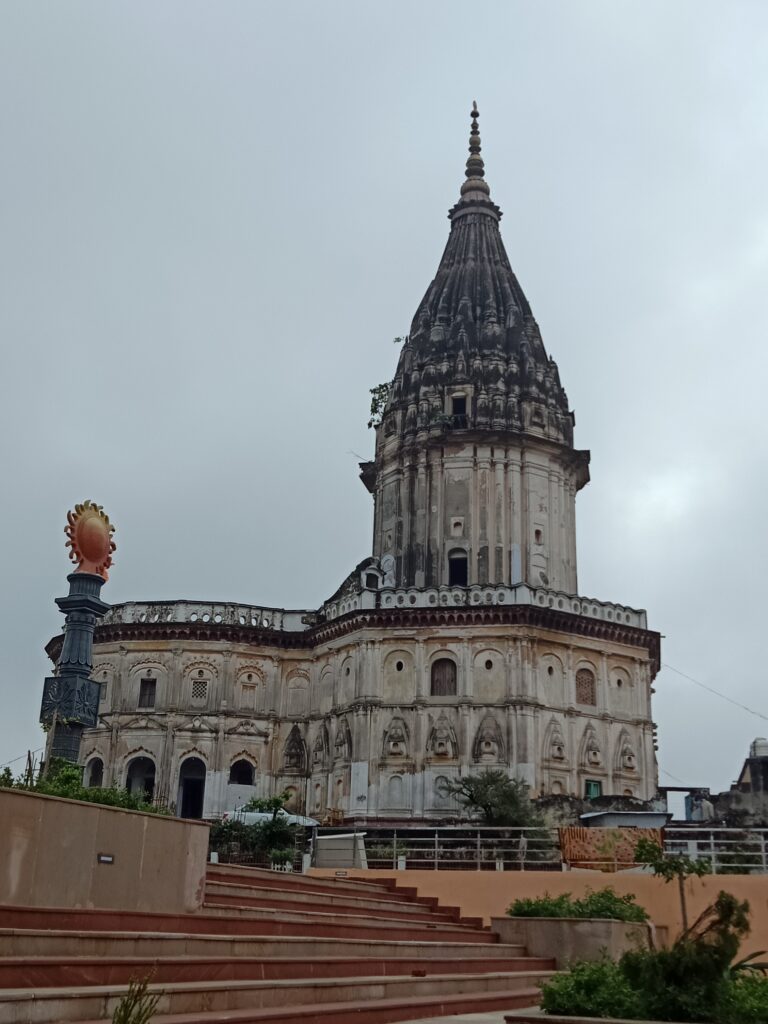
[125,756,155,801]
[177,757,206,818]
[84,757,104,788]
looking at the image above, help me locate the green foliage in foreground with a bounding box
[508,886,649,923]
[1,760,167,814]
[111,977,160,1024]
[540,890,768,1023]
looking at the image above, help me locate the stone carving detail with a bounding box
[616,732,637,772]
[334,718,352,762]
[581,728,602,767]
[622,744,637,771]
[282,725,306,774]
[472,715,504,762]
[427,713,458,759]
[382,717,409,759]
[312,725,329,770]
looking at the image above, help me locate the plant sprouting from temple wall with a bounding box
[368,382,392,429]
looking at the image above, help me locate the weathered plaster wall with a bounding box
[81,616,656,818]
[372,439,583,593]
[0,788,208,913]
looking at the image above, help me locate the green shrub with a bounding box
[540,957,644,1019]
[6,759,167,814]
[508,886,648,923]
[537,888,768,1023]
[721,974,768,1024]
[621,941,732,1022]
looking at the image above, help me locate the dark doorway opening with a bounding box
[448,549,468,586]
[178,757,206,818]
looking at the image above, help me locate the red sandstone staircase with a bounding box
[0,865,552,1024]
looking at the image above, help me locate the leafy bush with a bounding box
[508,886,648,923]
[721,974,768,1024]
[208,815,297,864]
[621,940,733,1022]
[537,888,768,1023]
[3,759,166,814]
[540,957,644,1019]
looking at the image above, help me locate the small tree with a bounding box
[635,835,709,932]
[438,769,543,827]
[242,790,296,862]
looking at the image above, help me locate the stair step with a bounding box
[206,866,401,900]
[204,882,464,923]
[0,929,526,961]
[0,954,555,987]
[0,973,551,1024]
[81,988,542,1024]
[0,906,495,945]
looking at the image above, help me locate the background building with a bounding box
[47,108,660,820]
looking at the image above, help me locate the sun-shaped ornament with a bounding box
[64,500,116,580]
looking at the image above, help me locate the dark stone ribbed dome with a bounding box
[382,104,573,447]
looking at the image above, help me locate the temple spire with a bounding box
[457,101,491,204]
[465,100,484,180]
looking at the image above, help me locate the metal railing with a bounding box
[663,827,768,875]
[313,825,561,871]
[205,822,768,875]
[307,825,768,874]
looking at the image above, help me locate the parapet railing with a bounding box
[307,825,768,874]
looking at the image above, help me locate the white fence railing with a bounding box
[306,825,768,874]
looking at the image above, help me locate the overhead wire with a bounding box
[662,663,768,723]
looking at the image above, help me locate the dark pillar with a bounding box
[40,572,110,763]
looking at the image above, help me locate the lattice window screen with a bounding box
[575,669,596,706]
[191,679,208,703]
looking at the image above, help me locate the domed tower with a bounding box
[365,104,589,593]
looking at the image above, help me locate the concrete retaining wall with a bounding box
[0,788,208,914]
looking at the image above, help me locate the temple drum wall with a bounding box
[80,624,656,819]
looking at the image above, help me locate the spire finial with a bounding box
[465,100,484,180]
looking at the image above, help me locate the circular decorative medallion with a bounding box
[64,500,116,580]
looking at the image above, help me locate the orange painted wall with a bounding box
[311,868,768,956]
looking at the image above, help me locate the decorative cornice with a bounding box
[46,604,660,675]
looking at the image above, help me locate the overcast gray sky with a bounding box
[1,1,767,796]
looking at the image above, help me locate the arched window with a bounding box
[85,757,104,788]
[431,658,457,697]
[448,549,468,587]
[228,759,255,786]
[576,668,597,706]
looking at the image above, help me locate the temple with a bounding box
[47,106,660,820]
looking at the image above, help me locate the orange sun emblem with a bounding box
[64,500,116,580]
